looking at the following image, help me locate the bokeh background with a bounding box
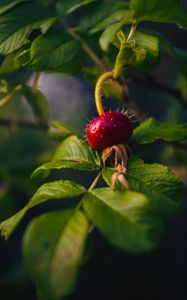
[0,5,187,300]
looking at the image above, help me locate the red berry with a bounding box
[86,111,133,149]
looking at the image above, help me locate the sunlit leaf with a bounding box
[83,188,164,253]
[102,157,183,215]
[0,180,86,239]
[132,118,187,144]
[32,135,101,177]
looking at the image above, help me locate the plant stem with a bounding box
[32,72,41,89]
[76,172,102,210]
[60,21,106,71]
[95,71,113,115]
[88,171,102,192]
[0,85,22,108]
[126,23,137,42]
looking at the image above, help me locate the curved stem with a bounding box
[95,71,113,115]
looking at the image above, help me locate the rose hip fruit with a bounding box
[86,111,133,149]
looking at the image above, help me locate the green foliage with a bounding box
[83,188,164,253]
[0,0,186,299]
[23,210,89,299]
[26,30,81,72]
[102,157,183,215]
[32,135,101,177]
[21,85,49,124]
[130,0,187,29]
[0,2,57,55]
[0,180,86,239]
[132,118,187,144]
[56,0,98,16]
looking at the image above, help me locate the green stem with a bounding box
[95,71,113,115]
[126,23,137,42]
[0,85,22,108]
[32,72,41,89]
[76,172,102,210]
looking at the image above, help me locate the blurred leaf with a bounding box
[48,121,75,140]
[130,0,187,29]
[0,0,31,15]
[0,79,9,93]
[0,180,86,239]
[56,0,98,16]
[32,135,101,177]
[27,31,81,72]
[14,44,31,67]
[79,0,131,34]
[132,117,187,144]
[0,2,57,55]
[83,188,164,253]
[0,54,19,74]
[21,85,49,124]
[102,157,183,215]
[23,210,89,299]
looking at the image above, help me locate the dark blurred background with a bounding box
[0,6,187,300]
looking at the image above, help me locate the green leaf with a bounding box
[48,121,75,140]
[0,180,86,239]
[132,118,187,144]
[23,210,89,299]
[83,188,164,253]
[56,0,98,16]
[102,157,183,215]
[21,85,49,124]
[32,135,101,177]
[130,0,187,29]
[0,54,19,75]
[79,0,131,34]
[27,30,81,71]
[0,0,31,15]
[113,34,146,78]
[0,2,57,55]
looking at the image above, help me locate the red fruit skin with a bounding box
[86,111,133,149]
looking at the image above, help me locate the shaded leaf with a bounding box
[102,157,183,215]
[0,180,86,239]
[23,210,89,299]
[21,85,49,124]
[130,0,187,29]
[0,2,57,55]
[0,0,31,15]
[132,118,187,144]
[0,54,19,74]
[83,188,164,253]
[79,0,131,34]
[27,31,81,72]
[32,135,101,177]
[56,0,98,16]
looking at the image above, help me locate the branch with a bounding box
[0,118,48,130]
[132,74,187,110]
